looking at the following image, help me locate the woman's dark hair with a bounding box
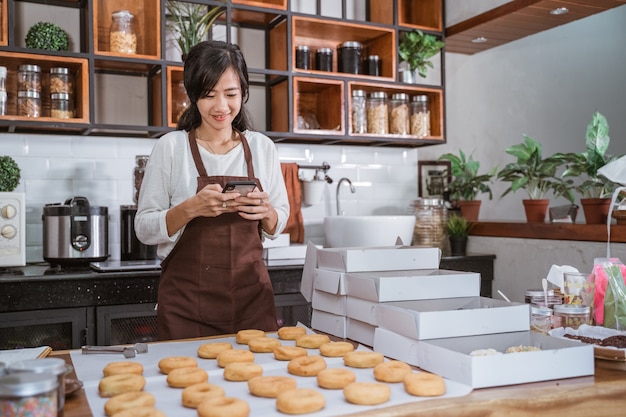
[177,40,253,132]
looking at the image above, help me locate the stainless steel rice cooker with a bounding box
[42,196,109,266]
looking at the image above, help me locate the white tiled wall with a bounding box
[2,133,418,263]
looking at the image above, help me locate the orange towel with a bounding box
[280,163,304,243]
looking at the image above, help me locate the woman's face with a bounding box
[196,67,242,133]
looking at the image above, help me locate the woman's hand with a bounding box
[235,190,278,234]
[194,183,241,216]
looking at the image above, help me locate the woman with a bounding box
[135,40,289,340]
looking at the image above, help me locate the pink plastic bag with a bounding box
[593,258,626,326]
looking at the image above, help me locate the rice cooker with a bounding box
[42,196,109,266]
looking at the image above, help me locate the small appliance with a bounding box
[0,192,26,267]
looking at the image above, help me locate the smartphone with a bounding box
[222,180,257,197]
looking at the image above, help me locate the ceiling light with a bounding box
[472,37,487,43]
[550,7,569,15]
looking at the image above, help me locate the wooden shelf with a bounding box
[470,221,626,243]
[1,0,7,47]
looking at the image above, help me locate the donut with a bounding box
[404,372,446,397]
[316,368,356,389]
[295,334,330,349]
[104,391,155,416]
[343,351,384,368]
[276,388,325,414]
[158,356,197,374]
[197,342,233,359]
[319,341,354,357]
[277,326,306,340]
[235,329,266,345]
[374,360,413,383]
[166,366,208,388]
[98,374,146,397]
[196,396,250,417]
[181,383,225,409]
[103,361,143,377]
[216,349,255,368]
[223,362,263,381]
[273,345,308,361]
[110,407,166,417]
[344,382,391,405]
[287,355,327,377]
[248,337,281,353]
[247,376,297,398]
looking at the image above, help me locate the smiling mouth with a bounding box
[213,114,229,121]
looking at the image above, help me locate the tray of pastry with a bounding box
[550,325,626,361]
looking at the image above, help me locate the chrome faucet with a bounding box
[336,177,356,215]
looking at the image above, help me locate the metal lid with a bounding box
[339,41,362,49]
[554,304,590,314]
[525,289,555,297]
[296,45,310,51]
[391,93,409,101]
[352,89,366,97]
[369,91,387,99]
[50,67,70,75]
[411,198,445,207]
[367,55,380,61]
[531,305,553,316]
[412,95,429,102]
[317,48,333,54]
[8,358,68,377]
[17,91,41,98]
[112,10,134,19]
[0,372,58,397]
[18,64,41,73]
[51,93,70,100]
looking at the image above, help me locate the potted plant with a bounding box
[0,155,21,193]
[446,214,474,256]
[398,29,445,81]
[554,111,620,224]
[438,149,496,220]
[497,135,574,223]
[165,0,227,59]
[25,22,70,51]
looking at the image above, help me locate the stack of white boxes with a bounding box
[301,244,595,388]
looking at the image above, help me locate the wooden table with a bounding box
[54,350,626,417]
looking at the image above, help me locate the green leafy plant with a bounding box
[446,214,474,238]
[165,0,227,57]
[0,156,21,192]
[438,150,496,201]
[398,29,445,78]
[25,22,69,51]
[497,135,574,202]
[554,111,620,198]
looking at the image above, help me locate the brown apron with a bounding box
[156,129,278,340]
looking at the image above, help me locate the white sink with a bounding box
[323,215,416,248]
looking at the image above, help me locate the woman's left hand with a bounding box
[235,190,279,235]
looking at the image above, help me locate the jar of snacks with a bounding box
[110,10,137,54]
[389,93,409,135]
[410,94,430,137]
[17,91,41,118]
[9,357,71,415]
[17,64,41,93]
[553,304,591,329]
[366,91,388,134]
[351,89,366,134]
[530,305,553,334]
[524,288,562,309]
[50,93,72,119]
[49,67,73,94]
[0,372,58,417]
[410,198,447,251]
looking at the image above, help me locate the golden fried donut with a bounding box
[166,366,208,388]
[343,382,391,405]
[104,391,155,416]
[247,376,297,398]
[197,342,233,359]
[235,329,266,345]
[374,360,413,383]
[103,361,143,377]
[216,349,255,368]
[277,326,306,340]
[276,388,325,414]
[343,351,384,368]
[404,372,446,397]
[295,334,330,349]
[319,341,355,357]
[181,383,225,409]
[197,396,250,417]
[316,368,356,390]
[110,407,166,417]
[223,362,263,382]
[273,345,308,361]
[287,355,327,377]
[98,374,146,397]
[158,356,197,374]
[248,337,281,353]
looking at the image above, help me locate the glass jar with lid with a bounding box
[337,41,362,74]
[524,288,563,309]
[315,48,333,72]
[17,64,41,93]
[49,67,73,94]
[0,372,58,417]
[51,93,73,119]
[365,55,381,76]
[553,304,591,329]
[410,94,431,137]
[389,93,409,135]
[110,10,137,54]
[351,89,366,134]
[17,91,41,118]
[410,198,447,251]
[0,66,6,116]
[530,305,553,334]
[134,155,150,203]
[366,91,388,134]
[295,45,311,70]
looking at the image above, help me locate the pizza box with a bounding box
[344,269,480,302]
[417,331,595,388]
[377,297,529,340]
[346,296,381,326]
[311,290,346,316]
[316,246,440,273]
[347,318,376,347]
[311,309,346,339]
[313,268,347,295]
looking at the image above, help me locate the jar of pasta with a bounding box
[51,93,72,119]
[410,198,447,251]
[366,91,388,134]
[410,94,430,137]
[17,64,41,93]
[389,93,409,135]
[17,91,41,118]
[49,67,73,94]
[110,10,137,54]
[351,89,366,134]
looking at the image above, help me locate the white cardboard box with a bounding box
[300,242,320,302]
[311,309,346,339]
[417,331,595,388]
[345,269,481,302]
[311,290,346,316]
[346,296,381,326]
[317,246,441,272]
[373,327,420,366]
[262,233,290,249]
[313,268,347,295]
[347,318,376,347]
[377,297,530,340]
[263,243,312,260]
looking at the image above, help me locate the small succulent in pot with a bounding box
[0,156,21,192]
[25,21,70,51]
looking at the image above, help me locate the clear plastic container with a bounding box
[530,305,553,334]
[0,66,6,92]
[554,304,591,329]
[0,372,58,417]
[410,94,430,137]
[49,67,73,94]
[110,10,137,54]
[410,198,447,251]
[17,91,41,118]
[367,91,388,134]
[9,357,70,415]
[389,93,409,135]
[524,289,562,309]
[351,89,366,134]
[17,64,41,93]
[50,93,72,119]
[0,66,6,115]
